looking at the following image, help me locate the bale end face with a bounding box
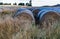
[39,12,60,29]
[17,12,34,22]
[13,8,35,29]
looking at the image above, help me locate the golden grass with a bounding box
[0,8,60,39]
[0,16,15,39]
[0,15,34,39]
[0,15,60,39]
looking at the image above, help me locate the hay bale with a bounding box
[32,9,40,16]
[0,8,3,13]
[32,9,40,25]
[40,12,60,29]
[27,7,35,11]
[2,7,18,14]
[0,14,34,39]
[0,10,34,39]
[14,8,35,23]
[0,16,23,39]
[0,16,15,39]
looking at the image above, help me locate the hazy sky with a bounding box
[1,0,60,6]
[0,0,3,2]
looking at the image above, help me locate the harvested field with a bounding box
[0,6,60,39]
[0,15,60,39]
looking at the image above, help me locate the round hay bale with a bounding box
[2,7,18,15]
[39,11,60,29]
[27,7,35,11]
[32,9,40,16]
[13,8,35,29]
[0,8,3,13]
[32,8,40,25]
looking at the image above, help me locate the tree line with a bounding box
[0,2,32,6]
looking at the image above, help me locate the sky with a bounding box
[0,0,60,6]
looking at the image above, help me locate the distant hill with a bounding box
[41,4,60,7]
[52,4,60,7]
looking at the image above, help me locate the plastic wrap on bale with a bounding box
[37,7,60,28]
[32,8,41,25]
[13,8,35,24]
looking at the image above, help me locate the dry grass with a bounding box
[0,15,60,39]
[0,8,60,39]
[0,15,34,39]
[0,16,16,39]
